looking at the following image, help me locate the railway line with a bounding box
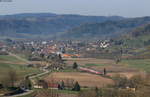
[79,67,103,75]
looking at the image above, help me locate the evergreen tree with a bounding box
[104,68,107,75]
[73,62,78,69]
[40,53,45,59]
[58,54,62,60]
[0,84,3,89]
[58,84,62,90]
[95,87,100,97]
[61,81,65,90]
[72,81,80,91]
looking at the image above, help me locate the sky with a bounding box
[0,0,150,17]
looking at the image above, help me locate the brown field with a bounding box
[57,93,77,97]
[64,58,139,79]
[45,72,114,88]
[91,64,138,72]
[34,90,78,97]
[64,58,115,66]
[107,72,138,79]
[90,63,139,78]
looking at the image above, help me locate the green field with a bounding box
[85,63,108,67]
[0,55,42,80]
[0,55,24,63]
[121,59,150,72]
[0,63,42,79]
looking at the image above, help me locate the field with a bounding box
[64,58,140,78]
[121,59,150,72]
[45,72,114,88]
[85,63,108,67]
[0,55,26,64]
[18,90,78,97]
[64,58,115,66]
[1,56,149,96]
[0,63,42,79]
[0,55,42,80]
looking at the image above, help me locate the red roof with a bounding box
[48,83,58,88]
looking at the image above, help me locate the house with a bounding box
[37,80,48,89]
[0,42,4,48]
[100,41,110,48]
[48,82,58,88]
[62,54,81,58]
[126,86,136,92]
[62,54,72,58]
[33,85,43,89]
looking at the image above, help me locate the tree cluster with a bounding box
[58,80,80,91]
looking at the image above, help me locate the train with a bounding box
[79,67,102,75]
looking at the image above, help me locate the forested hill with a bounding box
[130,24,150,37]
[62,17,150,39]
[1,13,150,40]
[112,23,150,48]
[0,13,124,39]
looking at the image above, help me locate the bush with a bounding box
[0,84,3,89]
[113,75,128,88]
[128,75,145,89]
[73,62,78,69]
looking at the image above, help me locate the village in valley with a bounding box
[1,1,150,96]
[0,38,149,97]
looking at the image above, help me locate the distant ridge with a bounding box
[0,13,124,39]
[61,16,150,40]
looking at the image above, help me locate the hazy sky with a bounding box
[0,0,150,17]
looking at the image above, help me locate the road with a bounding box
[4,90,34,97]
[3,69,50,97]
[3,53,50,97]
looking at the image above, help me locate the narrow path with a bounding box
[4,70,50,97]
[3,53,50,97]
[9,53,30,64]
[29,70,50,85]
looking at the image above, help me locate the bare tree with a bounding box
[66,78,75,89]
[8,69,18,87]
[73,62,78,69]
[103,68,107,75]
[1,69,18,88]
